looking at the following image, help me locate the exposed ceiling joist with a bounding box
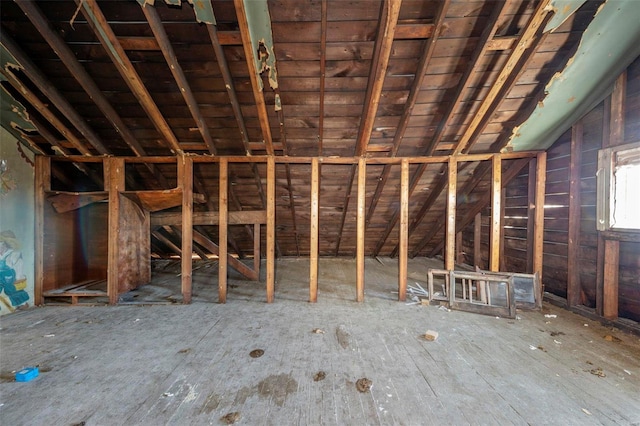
[76,0,183,154]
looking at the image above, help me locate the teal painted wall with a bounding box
[0,127,34,315]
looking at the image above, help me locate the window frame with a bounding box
[597,141,640,233]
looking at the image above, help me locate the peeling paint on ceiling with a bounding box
[243,0,279,92]
[137,0,216,24]
[0,45,37,142]
[506,0,640,152]
[545,0,588,32]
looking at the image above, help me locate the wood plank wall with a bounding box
[461,56,640,323]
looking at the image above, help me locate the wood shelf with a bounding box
[45,191,108,213]
[121,189,205,212]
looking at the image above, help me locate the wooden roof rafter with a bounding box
[365,0,451,229]
[141,3,217,155]
[205,21,267,212]
[233,0,275,156]
[0,69,92,156]
[334,0,401,255]
[424,1,509,155]
[15,0,172,189]
[75,0,183,155]
[1,31,109,156]
[453,0,552,155]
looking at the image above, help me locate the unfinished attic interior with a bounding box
[1,0,640,423]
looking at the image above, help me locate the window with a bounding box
[597,142,640,231]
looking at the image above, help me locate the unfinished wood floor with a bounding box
[1,258,640,425]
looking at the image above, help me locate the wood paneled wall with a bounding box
[461,56,640,323]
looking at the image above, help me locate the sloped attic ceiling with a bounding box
[0,0,631,259]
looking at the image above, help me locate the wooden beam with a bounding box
[567,121,583,307]
[398,159,409,301]
[454,0,551,155]
[425,2,507,154]
[266,157,276,303]
[533,152,547,282]
[151,210,267,227]
[356,158,366,302]
[354,0,401,156]
[0,28,109,155]
[456,231,463,265]
[106,158,125,305]
[51,152,539,165]
[408,162,481,258]
[426,158,531,259]
[609,72,627,147]
[34,156,50,306]
[445,157,457,270]
[310,157,320,303]
[490,154,501,272]
[0,69,93,156]
[219,158,228,303]
[382,164,444,257]
[77,0,183,154]
[142,5,217,155]
[206,26,251,155]
[365,0,450,226]
[526,159,536,273]
[318,0,327,155]
[474,212,482,269]
[17,1,171,187]
[179,156,193,303]
[334,164,357,256]
[233,0,274,155]
[153,228,182,255]
[603,240,619,320]
[192,230,258,281]
[254,223,261,278]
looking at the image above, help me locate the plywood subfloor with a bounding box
[2,258,640,425]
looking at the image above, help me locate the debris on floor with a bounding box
[313,371,326,381]
[422,330,439,341]
[311,328,325,334]
[589,367,606,378]
[249,349,264,358]
[15,366,39,382]
[356,377,372,393]
[544,314,557,319]
[603,334,622,343]
[178,348,191,354]
[221,411,241,424]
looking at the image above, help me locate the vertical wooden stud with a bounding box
[526,158,536,273]
[490,154,501,272]
[567,121,583,307]
[603,239,619,320]
[267,157,276,303]
[473,212,481,269]
[595,234,605,316]
[455,232,463,265]
[356,157,366,302]
[310,158,320,302]
[609,72,626,147]
[398,158,409,301]
[533,152,547,284]
[253,223,261,279]
[106,157,124,305]
[179,156,193,303]
[34,156,50,306]
[445,157,457,271]
[218,158,228,303]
